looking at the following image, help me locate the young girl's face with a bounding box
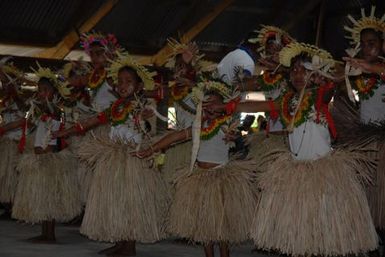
[117,70,141,98]
[289,59,309,92]
[360,30,383,62]
[265,38,282,62]
[37,81,55,102]
[174,55,193,80]
[89,44,107,70]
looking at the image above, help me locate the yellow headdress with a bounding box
[107,51,156,90]
[191,79,237,104]
[165,38,204,70]
[344,6,385,46]
[31,62,71,98]
[248,25,294,54]
[279,42,335,75]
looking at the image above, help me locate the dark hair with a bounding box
[290,53,312,66]
[118,66,142,83]
[360,28,384,42]
[38,77,58,94]
[90,41,103,48]
[205,90,224,101]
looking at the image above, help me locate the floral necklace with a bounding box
[280,90,314,128]
[354,75,380,100]
[257,72,284,92]
[201,115,230,140]
[110,98,135,126]
[88,68,107,91]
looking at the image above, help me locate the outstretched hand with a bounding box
[132,148,154,159]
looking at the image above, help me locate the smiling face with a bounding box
[116,68,142,98]
[360,29,383,62]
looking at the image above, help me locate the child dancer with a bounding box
[0,64,27,211]
[135,79,257,257]
[342,6,385,247]
[54,53,169,256]
[207,42,378,256]
[0,64,81,243]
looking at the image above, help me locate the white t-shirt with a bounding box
[174,94,196,129]
[197,126,229,165]
[109,119,142,145]
[1,102,23,140]
[360,83,385,124]
[34,118,61,148]
[217,48,255,84]
[91,81,117,112]
[289,120,331,161]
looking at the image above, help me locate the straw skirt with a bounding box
[12,150,81,223]
[78,135,169,243]
[251,150,378,256]
[0,138,20,203]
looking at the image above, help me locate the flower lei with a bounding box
[354,75,380,100]
[109,98,135,126]
[257,72,284,92]
[200,115,231,140]
[88,69,106,91]
[280,90,314,128]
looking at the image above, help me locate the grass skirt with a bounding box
[12,150,81,223]
[251,150,378,256]
[168,161,257,244]
[78,135,169,243]
[247,133,287,171]
[162,140,192,189]
[0,138,20,203]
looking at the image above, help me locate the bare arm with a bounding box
[53,115,103,138]
[0,119,26,135]
[134,128,192,158]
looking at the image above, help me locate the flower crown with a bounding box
[344,6,385,46]
[107,51,156,90]
[279,42,335,75]
[31,62,71,98]
[191,79,238,105]
[248,25,294,54]
[80,32,121,54]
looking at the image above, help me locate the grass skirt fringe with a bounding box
[0,138,20,203]
[78,135,169,243]
[247,133,287,170]
[12,150,81,223]
[251,150,378,256]
[162,140,192,187]
[168,161,257,244]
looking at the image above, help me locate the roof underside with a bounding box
[0,0,384,63]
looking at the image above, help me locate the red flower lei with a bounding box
[110,98,135,126]
[355,75,379,100]
[200,115,230,140]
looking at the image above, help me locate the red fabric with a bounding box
[97,112,108,124]
[315,82,337,139]
[17,119,27,153]
[225,98,240,115]
[268,100,279,120]
[59,121,68,150]
[0,127,5,136]
[75,122,85,135]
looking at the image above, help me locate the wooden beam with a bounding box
[34,0,119,59]
[144,0,234,66]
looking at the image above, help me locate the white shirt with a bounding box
[92,81,117,112]
[289,120,331,161]
[174,94,196,129]
[109,120,142,145]
[34,118,61,148]
[197,127,229,165]
[360,83,385,124]
[217,48,255,84]
[1,102,23,140]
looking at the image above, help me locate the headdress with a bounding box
[80,31,121,55]
[279,42,335,77]
[248,25,294,54]
[107,51,156,90]
[344,6,385,46]
[165,38,204,70]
